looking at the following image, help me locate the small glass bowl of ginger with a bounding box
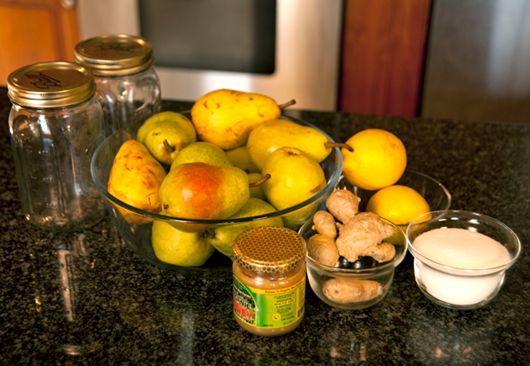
[298,188,408,310]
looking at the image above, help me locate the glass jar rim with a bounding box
[74,34,154,76]
[7,61,96,108]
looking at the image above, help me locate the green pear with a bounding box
[225,146,260,173]
[160,162,250,220]
[152,220,215,267]
[191,89,281,150]
[205,198,284,257]
[107,139,166,224]
[137,111,196,165]
[262,146,326,228]
[247,118,332,170]
[170,141,232,170]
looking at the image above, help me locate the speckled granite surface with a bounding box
[1,88,529,365]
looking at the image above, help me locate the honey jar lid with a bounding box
[7,61,96,109]
[233,227,306,275]
[74,34,154,76]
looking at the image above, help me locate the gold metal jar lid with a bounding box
[233,227,306,275]
[74,34,154,76]
[7,61,96,109]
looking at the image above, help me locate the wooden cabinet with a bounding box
[339,0,432,116]
[0,0,80,85]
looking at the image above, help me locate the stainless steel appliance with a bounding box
[422,0,530,123]
[77,0,343,111]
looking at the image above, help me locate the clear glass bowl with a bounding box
[406,210,522,309]
[345,170,452,229]
[90,115,343,270]
[299,217,407,310]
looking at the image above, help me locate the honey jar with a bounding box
[232,227,306,336]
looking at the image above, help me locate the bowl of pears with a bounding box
[91,89,343,270]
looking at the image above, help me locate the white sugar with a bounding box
[414,228,511,269]
[412,228,511,306]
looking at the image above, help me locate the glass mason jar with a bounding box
[7,61,106,230]
[74,34,161,135]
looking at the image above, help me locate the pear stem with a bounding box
[324,141,354,152]
[249,173,271,188]
[163,139,176,153]
[278,99,296,110]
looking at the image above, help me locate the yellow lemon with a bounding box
[366,185,431,225]
[341,129,407,190]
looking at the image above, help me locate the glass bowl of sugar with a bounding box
[406,210,521,310]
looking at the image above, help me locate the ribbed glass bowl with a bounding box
[90,115,343,270]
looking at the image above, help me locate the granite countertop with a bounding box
[1,88,529,365]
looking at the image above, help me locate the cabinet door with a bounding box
[340,0,432,116]
[0,0,79,85]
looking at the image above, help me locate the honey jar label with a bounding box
[232,274,305,329]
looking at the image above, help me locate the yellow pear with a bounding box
[262,146,326,228]
[191,89,281,150]
[225,146,260,173]
[137,111,196,165]
[170,141,232,170]
[107,139,166,224]
[247,118,332,170]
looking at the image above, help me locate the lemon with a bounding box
[366,185,431,225]
[341,129,407,190]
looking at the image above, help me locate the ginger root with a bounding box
[322,278,383,304]
[326,188,360,224]
[312,210,337,238]
[307,189,396,267]
[307,233,339,267]
[335,212,395,263]
[362,242,396,263]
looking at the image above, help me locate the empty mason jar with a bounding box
[74,34,161,135]
[7,61,106,230]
